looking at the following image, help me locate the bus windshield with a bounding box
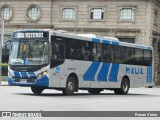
[9,39,49,65]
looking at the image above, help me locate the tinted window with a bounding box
[114,46,125,64]
[66,38,81,60]
[135,48,144,65]
[125,47,135,64]
[102,44,114,62]
[144,50,152,66]
[80,41,94,61]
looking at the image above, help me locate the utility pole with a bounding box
[0,18,4,84]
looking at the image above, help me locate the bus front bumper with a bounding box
[8,76,49,87]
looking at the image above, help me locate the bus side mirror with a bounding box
[4,40,12,55]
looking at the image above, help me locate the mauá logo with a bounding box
[126,67,143,74]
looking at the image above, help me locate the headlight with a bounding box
[37,71,47,78]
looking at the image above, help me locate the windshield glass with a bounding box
[9,39,49,65]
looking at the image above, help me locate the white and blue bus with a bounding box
[7,29,154,95]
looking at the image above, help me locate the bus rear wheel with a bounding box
[31,86,44,95]
[62,76,75,95]
[88,89,102,94]
[114,78,130,95]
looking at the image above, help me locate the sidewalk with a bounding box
[0,81,8,86]
[0,76,8,86]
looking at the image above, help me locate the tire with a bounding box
[31,86,44,95]
[88,89,102,94]
[147,86,153,88]
[114,78,130,95]
[62,77,75,95]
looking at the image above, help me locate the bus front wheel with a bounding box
[62,76,75,95]
[31,86,44,94]
[114,78,130,95]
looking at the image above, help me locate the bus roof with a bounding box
[53,30,152,50]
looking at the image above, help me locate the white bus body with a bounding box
[8,29,154,95]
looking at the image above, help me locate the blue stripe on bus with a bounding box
[92,38,100,43]
[35,76,49,87]
[102,40,110,44]
[28,72,36,78]
[148,66,150,83]
[97,63,110,81]
[112,41,119,45]
[83,62,100,81]
[149,66,152,83]
[146,66,148,83]
[109,63,119,82]
[14,71,21,78]
[151,66,152,82]
[21,72,28,78]
[14,71,36,78]
[146,66,152,83]
[8,77,13,85]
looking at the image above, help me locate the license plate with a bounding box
[20,79,27,83]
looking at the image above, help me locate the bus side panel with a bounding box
[98,63,120,88]
[50,60,83,88]
[50,64,66,88]
[49,61,153,89]
[80,61,93,88]
[60,60,82,88]
[118,64,147,88]
[82,62,120,89]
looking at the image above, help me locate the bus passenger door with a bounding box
[50,36,65,88]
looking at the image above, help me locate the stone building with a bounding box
[0,0,160,84]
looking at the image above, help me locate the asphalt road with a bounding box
[0,84,160,120]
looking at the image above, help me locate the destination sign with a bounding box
[13,31,48,38]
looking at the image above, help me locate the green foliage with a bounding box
[2,63,8,76]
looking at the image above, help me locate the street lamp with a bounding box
[0,18,4,84]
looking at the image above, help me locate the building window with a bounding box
[26,4,41,22]
[120,8,134,20]
[90,8,104,20]
[62,8,76,20]
[118,7,136,22]
[118,38,135,44]
[0,4,13,21]
[154,10,158,27]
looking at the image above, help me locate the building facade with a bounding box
[0,0,160,84]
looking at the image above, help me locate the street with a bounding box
[0,83,160,120]
[0,84,160,111]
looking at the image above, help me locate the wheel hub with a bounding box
[122,82,128,92]
[68,82,74,90]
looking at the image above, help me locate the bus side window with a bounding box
[92,43,101,62]
[144,50,152,66]
[125,47,135,65]
[80,41,94,61]
[102,44,113,62]
[52,43,65,60]
[135,48,143,65]
[114,46,125,64]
